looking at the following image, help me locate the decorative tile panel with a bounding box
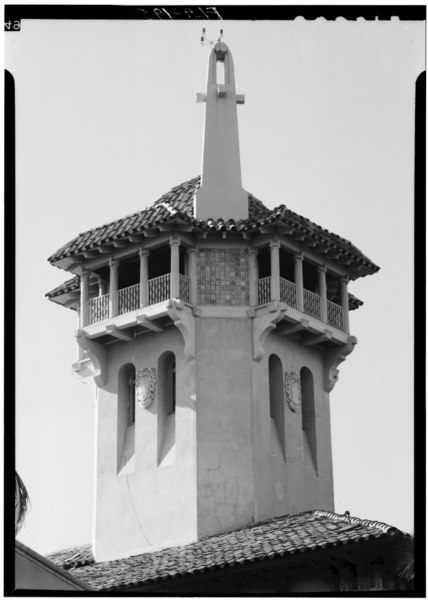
[197,248,249,306]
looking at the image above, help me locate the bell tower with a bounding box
[47,36,379,563]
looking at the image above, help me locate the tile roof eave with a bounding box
[48,212,379,277]
[70,530,398,593]
[47,176,379,279]
[46,510,405,592]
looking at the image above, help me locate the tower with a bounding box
[47,39,379,562]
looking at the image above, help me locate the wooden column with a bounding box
[170,237,180,299]
[340,276,350,333]
[270,239,280,302]
[139,248,149,308]
[80,270,89,327]
[248,247,259,306]
[109,259,119,318]
[318,264,328,323]
[294,252,304,311]
[187,247,197,305]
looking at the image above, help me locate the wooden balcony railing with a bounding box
[148,273,171,305]
[118,284,140,315]
[258,276,271,305]
[88,293,109,325]
[256,277,346,331]
[303,288,321,320]
[86,273,195,325]
[279,277,297,308]
[327,299,344,331]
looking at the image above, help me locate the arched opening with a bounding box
[158,351,177,465]
[117,362,136,474]
[300,367,317,473]
[269,354,286,460]
[216,59,225,85]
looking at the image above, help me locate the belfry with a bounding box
[47,38,380,566]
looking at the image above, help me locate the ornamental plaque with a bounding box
[284,372,301,412]
[136,368,157,409]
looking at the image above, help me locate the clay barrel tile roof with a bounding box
[47,176,379,280]
[46,510,403,592]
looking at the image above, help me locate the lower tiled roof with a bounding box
[46,510,402,592]
[47,176,379,280]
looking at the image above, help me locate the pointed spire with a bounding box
[195,41,248,221]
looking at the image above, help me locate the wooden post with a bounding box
[170,237,180,298]
[340,276,350,333]
[109,259,119,318]
[294,252,304,311]
[139,248,149,308]
[318,264,328,323]
[248,247,259,306]
[80,270,89,327]
[270,240,280,302]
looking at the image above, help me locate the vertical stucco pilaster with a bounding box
[139,248,149,308]
[109,259,119,318]
[294,253,304,311]
[196,317,255,539]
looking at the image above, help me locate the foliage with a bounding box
[392,534,414,583]
[15,471,30,535]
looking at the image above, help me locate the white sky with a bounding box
[8,17,423,555]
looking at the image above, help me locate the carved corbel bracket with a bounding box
[167,299,195,360]
[323,336,357,392]
[253,301,287,362]
[74,329,107,388]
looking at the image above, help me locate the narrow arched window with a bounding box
[117,363,136,474]
[128,372,136,425]
[158,351,177,465]
[300,367,317,472]
[168,359,176,415]
[269,354,286,460]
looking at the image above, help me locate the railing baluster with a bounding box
[118,283,140,315]
[88,293,110,325]
[257,276,271,304]
[303,288,321,320]
[279,277,297,308]
[327,299,344,331]
[148,273,171,305]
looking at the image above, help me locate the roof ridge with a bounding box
[313,510,399,534]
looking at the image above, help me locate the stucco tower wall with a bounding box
[252,332,334,522]
[195,317,256,539]
[94,327,198,562]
